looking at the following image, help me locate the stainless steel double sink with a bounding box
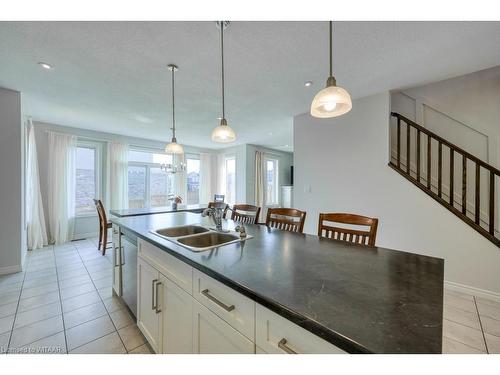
[150,225,251,252]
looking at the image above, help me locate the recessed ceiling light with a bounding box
[38,62,53,70]
[304,81,313,87]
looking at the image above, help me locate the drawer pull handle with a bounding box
[152,279,158,311]
[155,281,162,314]
[278,338,297,354]
[114,247,120,267]
[201,289,235,312]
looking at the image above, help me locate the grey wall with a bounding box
[294,92,500,295]
[0,87,25,273]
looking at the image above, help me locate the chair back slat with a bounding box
[265,208,306,234]
[318,213,378,247]
[231,204,261,225]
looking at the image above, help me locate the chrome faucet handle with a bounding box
[235,224,247,238]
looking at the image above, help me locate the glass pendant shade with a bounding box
[165,138,184,154]
[310,21,352,119]
[311,81,352,118]
[211,118,236,143]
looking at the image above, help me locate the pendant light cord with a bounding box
[171,67,176,139]
[329,21,333,77]
[220,21,225,119]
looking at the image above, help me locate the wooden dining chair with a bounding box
[318,213,379,247]
[93,199,112,255]
[208,201,229,218]
[265,208,307,233]
[231,204,261,225]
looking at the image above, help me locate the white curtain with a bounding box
[26,119,48,250]
[255,151,266,222]
[173,153,187,201]
[215,153,226,199]
[108,142,129,210]
[199,153,213,204]
[48,131,77,245]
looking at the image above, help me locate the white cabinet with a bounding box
[193,269,255,340]
[137,239,346,355]
[281,186,293,208]
[255,304,345,354]
[192,300,255,354]
[160,276,193,354]
[137,257,161,353]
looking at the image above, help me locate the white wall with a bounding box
[0,87,25,274]
[294,92,500,295]
[391,66,500,234]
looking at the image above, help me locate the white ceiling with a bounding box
[1,21,500,151]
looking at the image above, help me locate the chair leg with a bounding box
[102,228,108,256]
[98,224,103,250]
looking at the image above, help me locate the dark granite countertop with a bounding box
[110,204,207,218]
[111,212,444,354]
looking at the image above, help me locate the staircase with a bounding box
[389,112,500,247]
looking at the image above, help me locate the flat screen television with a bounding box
[290,166,294,185]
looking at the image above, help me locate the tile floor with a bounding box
[0,237,152,354]
[1,237,500,354]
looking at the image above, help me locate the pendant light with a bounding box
[211,21,236,143]
[165,64,184,154]
[310,21,352,118]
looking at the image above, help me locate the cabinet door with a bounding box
[137,257,161,353]
[111,225,121,296]
[160,277,193,354]
[192,300,254,354]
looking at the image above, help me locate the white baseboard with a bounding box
[0,264,22,275]
[445,280,500,303]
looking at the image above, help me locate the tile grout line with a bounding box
[74,241,130,353]
[5,248,34,353]
[443,335,487,354]
[54,244,72,354]
[473,296,489,354]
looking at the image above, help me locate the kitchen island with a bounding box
[110,203,207,218]
[111,212,444,354]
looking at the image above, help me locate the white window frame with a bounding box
[264,157,279,207]
[224,155,237,205]
[186,153,201,205]
[75,140,101,217]
[127,146,173,209]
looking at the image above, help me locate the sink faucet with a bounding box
[201,207,226,232]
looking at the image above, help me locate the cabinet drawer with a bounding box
[255,304,345,354]
[138,239,192,295]
[193,300,254,354]
[193,269,255,340]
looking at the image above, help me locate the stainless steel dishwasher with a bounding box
[112,226,138,318]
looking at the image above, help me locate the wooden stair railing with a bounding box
[389,112,499,247]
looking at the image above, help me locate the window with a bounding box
[128,148,173,208]
[128,165,146,208]
[186,156,200,205]
[265,158,279,206]
[225,156,236,205]
[75,144,98,215]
